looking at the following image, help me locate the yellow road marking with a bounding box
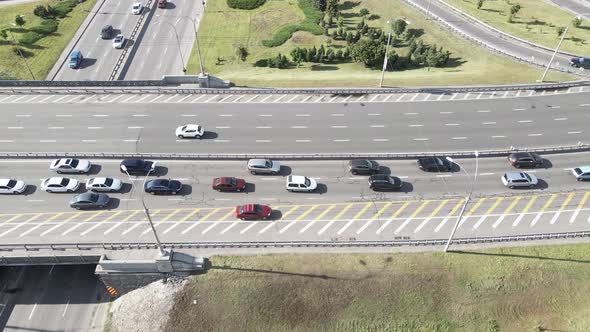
[391,202,411,219]
[64,212,83,222]
[576,192,590,210]
[3,215,22,223]
[333,204,353,220]
[46,213,64,222]
[199,208,221,222]
[410,200,430,218]
[143,210,161,221]
[103,211,124,222]
[23,214,42,223]
[560,192,576,210]
[429,200,448,218]
[218,209,235,221]
[447,200,465,216]
[522,196,538,213]
[296,206,318,221]
[180,208,201,222]
[352,203,372,220]
[371,202,392,220]
[122,210,140,222]
[484,197,503,215]
[541,194,558,211]
[281,206,300,219]
[84,211,105,222]
[503,197,522,214]
[467,198,485,216]
[161,209,181,222]
[314,205,335,220]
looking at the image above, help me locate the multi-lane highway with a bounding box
[0,265,109,332]
[51,0,202,80]
[0,91,588,153]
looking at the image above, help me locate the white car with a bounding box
[113,34,125,49]
[41,177,80,193]
[285,175,317,192]
[571,166,590,181]
[0,179,27,194]
[86,177,123,192]
[131,2,143,14]
[49,158,91,174]
[176,124,205,138]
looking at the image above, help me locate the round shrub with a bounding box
[31,19,59,35]
[227,0,266,10]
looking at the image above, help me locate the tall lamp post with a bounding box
[121,162,167,257]
[154,21,186,73]
[156,15,206,75]
[444,151,479,252]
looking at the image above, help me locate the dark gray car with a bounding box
[70,192,110,209]
[349,159,379,175]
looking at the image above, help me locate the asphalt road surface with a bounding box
[0,92,588,154]
[0,153,589,245]
[0,265,108,332]
[547,0,590,17]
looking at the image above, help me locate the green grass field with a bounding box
[187,0,572,87]
[446,0,590,56]
[165,244,590,331]
[0,0,96,80]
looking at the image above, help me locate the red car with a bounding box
[236,204,272,220]
[212,177,246,192]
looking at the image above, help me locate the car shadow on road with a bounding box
[154,166,168,176]
[400,182,414,194]
[119,183,133,194]
[314,183,328,194]
[22,184,37,195]
[269,210,282,220]
[179,184,192,196]
[108,197,120,210]
[244,182,255,193]
[87,164,102,175]
[200,131,218,139]
[79,58,97,69]
[162,2,176,9]
[378,166,391,175]
[541,159,553,169]
[279,166,292,176]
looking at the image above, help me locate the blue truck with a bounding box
[68,50,83,69]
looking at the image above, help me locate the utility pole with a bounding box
[379,31,392,88]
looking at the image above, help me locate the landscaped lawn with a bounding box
[165,244,590,331]
[446,0,590,55]
[0,0,96,80]
[187,0,573,87]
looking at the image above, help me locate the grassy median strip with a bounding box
[187,0,572,87]
[445,0,590,56]
[165,244,590,331]
[0,0,96,80]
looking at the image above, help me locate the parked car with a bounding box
[86,177,123,192]
[158,0,167,8]
[368,174,403,191]
[41,177,80,193]
[235,204,272,220]
[247,159,281,175]
[212,177,246,192]
[0,179,27,194]
[348,159,379,175]
[120,159,156,175]
[68,50,83,69]
[417,157,452,172]
[49,158,91,174]
[144,179,182,195]
[131,2,143,14]
[501,172,538,189]
[285,175,317,192]
[101,25,113,39]
[508,152,544,168]
[70,192,110,210]
[113,34,125,49]
[570,57,590,69]
[571,166,590,181]
[175,124,204,138]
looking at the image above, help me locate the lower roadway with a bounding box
[0,92,589,153]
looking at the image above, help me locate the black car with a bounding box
[508,152,544,168]
[570,57,590,69]
[349,159,379,175]
[101,25,113,39]
[417,157,452,172]
[369,174,403,191]
[144,179,182,195]
[120,159,156,175]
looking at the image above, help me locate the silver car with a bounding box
[86,177,123,192]
[247,159,281,175]
[49,158,91,174]
[501,171,538,189]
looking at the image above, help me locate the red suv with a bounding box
[236,204,272,220]
[212,177,246,192]
[158,0,167,8]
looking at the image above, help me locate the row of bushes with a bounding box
[19,19,59,45]
[227,0,265,10]
[261,0,323,47]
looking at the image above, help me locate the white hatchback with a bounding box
[86,177,123,192]
[49,158,91,174]
[41,177,80,193]
[285,175,317,192]
[131,2,142,14]
[175,124,205,138]
[0,179,27,194]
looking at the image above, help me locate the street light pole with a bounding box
[155,21,186,73]
[540,25,568,82]
[444,151,479,252]
[121,163,167,256]
[183,16,205,76]
[379,31,392,88]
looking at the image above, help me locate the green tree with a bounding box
[313,0,326,11]
[343,47,350,59]
[337,15,344,28]
[350,38,386,68]
[572,17,582,28]
[556,26,566,36]
[477,0,484,10]
[236,45,249,61]
[326,0,339,18]
[359,8,369,18]
[392,19,407,38]
[309,46,317,61]
[357,19,365,30]
[510,3,521,16]
[335,49,343,60]
[15,15,25,27]
[0,29,7,42]
[33,5,49,18]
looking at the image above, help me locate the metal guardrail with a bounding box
[0,144,588,160]
[0,231,589,253]
[0,80,588,95]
